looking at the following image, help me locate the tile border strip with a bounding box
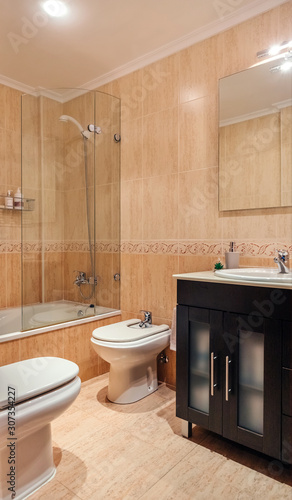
[1,240,291,257]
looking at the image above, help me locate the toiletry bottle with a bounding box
[5,190,13,209]
[225,241,240,269]
[14,187,23,210]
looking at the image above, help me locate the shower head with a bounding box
[59,114,91,139]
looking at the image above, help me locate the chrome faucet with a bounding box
[274,250,290,274]
[73,271,88,286]
[139,310,152,328]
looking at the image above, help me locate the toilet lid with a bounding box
[92,319,170,342]
[0,357,79,409]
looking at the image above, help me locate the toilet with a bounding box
[91,319,171,404]
[0,357,81,500]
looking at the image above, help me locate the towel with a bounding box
[170,306,176,351]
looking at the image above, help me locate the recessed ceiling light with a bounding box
[42,0,68,17]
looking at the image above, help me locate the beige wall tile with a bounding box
[143,107,178,178]
[5,86,21,133]
[111,70,143,122]
[179,96,218,171]
[179,35,221,103]
[121,118,143,181]
[6,253,22,307]
[19,329,65,361]
[178,168,222,240]
[143,174,178,240]
[142,254,178,321]
[0,340,20,366]
[0,254,7,308]
[120,253,143,314]
[142,53,179,116]
[121,179,143,240]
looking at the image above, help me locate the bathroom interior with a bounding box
[0,0,291,498]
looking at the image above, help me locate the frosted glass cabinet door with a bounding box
[189,321,210,413]
[238,330,264,434]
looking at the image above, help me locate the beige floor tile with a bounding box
[29,479,82,499]
[28,374,291,500]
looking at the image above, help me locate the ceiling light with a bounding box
[42,0,68,17]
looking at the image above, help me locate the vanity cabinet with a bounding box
[175,277,292,463]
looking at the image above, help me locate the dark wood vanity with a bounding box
[174,272,292,464]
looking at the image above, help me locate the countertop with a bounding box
[173,270,292,290]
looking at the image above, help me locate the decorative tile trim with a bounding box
[0,241,120,253]
[179,241,222,256]
[121,240,292,257]
[1,239,291,257]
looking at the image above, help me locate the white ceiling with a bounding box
[0,0,288,93]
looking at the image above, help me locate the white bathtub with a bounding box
[0,301,120,343]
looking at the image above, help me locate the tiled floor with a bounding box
[30,374,291,499]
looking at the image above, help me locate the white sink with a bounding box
[214,268,292,283]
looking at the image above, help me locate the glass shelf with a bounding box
[0,195,35,211]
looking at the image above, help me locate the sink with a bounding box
[214,268,292,283]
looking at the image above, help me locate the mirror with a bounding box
[218,57,292,211]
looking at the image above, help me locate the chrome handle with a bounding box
[210,352,217,396]
[225,356,231,401]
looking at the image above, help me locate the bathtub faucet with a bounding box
[274,250,290,274]
[73,270,89,286]
[139,310,152,328]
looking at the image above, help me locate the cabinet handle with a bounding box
[210,352,217,396]
[225,356,231,401]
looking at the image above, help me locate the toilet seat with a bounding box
[0,357,79,409]
[92,319,169,343]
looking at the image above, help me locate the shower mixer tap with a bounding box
[73,271,98,287]
[73,271,88,286]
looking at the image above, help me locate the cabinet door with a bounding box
[176,305,223,435]
[223,313,282,459]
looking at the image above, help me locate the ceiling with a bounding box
[0,0,288,93]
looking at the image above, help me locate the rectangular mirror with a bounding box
[218,57,292,211]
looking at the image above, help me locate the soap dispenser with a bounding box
[5,190,13,209]
[225,242,240,269]
[14,187,23,210]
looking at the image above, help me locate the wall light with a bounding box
[269,56,292,73]
[257,40,292,59]
[42,0,68,17]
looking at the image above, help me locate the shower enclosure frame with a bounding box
[21,89,121,332]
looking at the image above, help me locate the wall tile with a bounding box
[121,179,143,240]
[111,70,143,122]
[179,95,218,172]
[143,174,178,240]
[142,254,178,320]
[143,107,178,178]
[179,34,221,103]
[120,253,143,314]
[178,168,222,240]
[142,53,179,116]
[121,118,143,181]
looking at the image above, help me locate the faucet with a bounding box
[274,250,290,274]
[73,271,88,286]
[139,310,152,328]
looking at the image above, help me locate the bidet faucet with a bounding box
[139,310,152,328]
[274,249,290,274]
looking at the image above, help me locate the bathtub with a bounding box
[0,300,120,343]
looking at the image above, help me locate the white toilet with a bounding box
[91,319,171,404]
[0,357,81,500]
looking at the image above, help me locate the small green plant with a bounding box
[214,260,224,270]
